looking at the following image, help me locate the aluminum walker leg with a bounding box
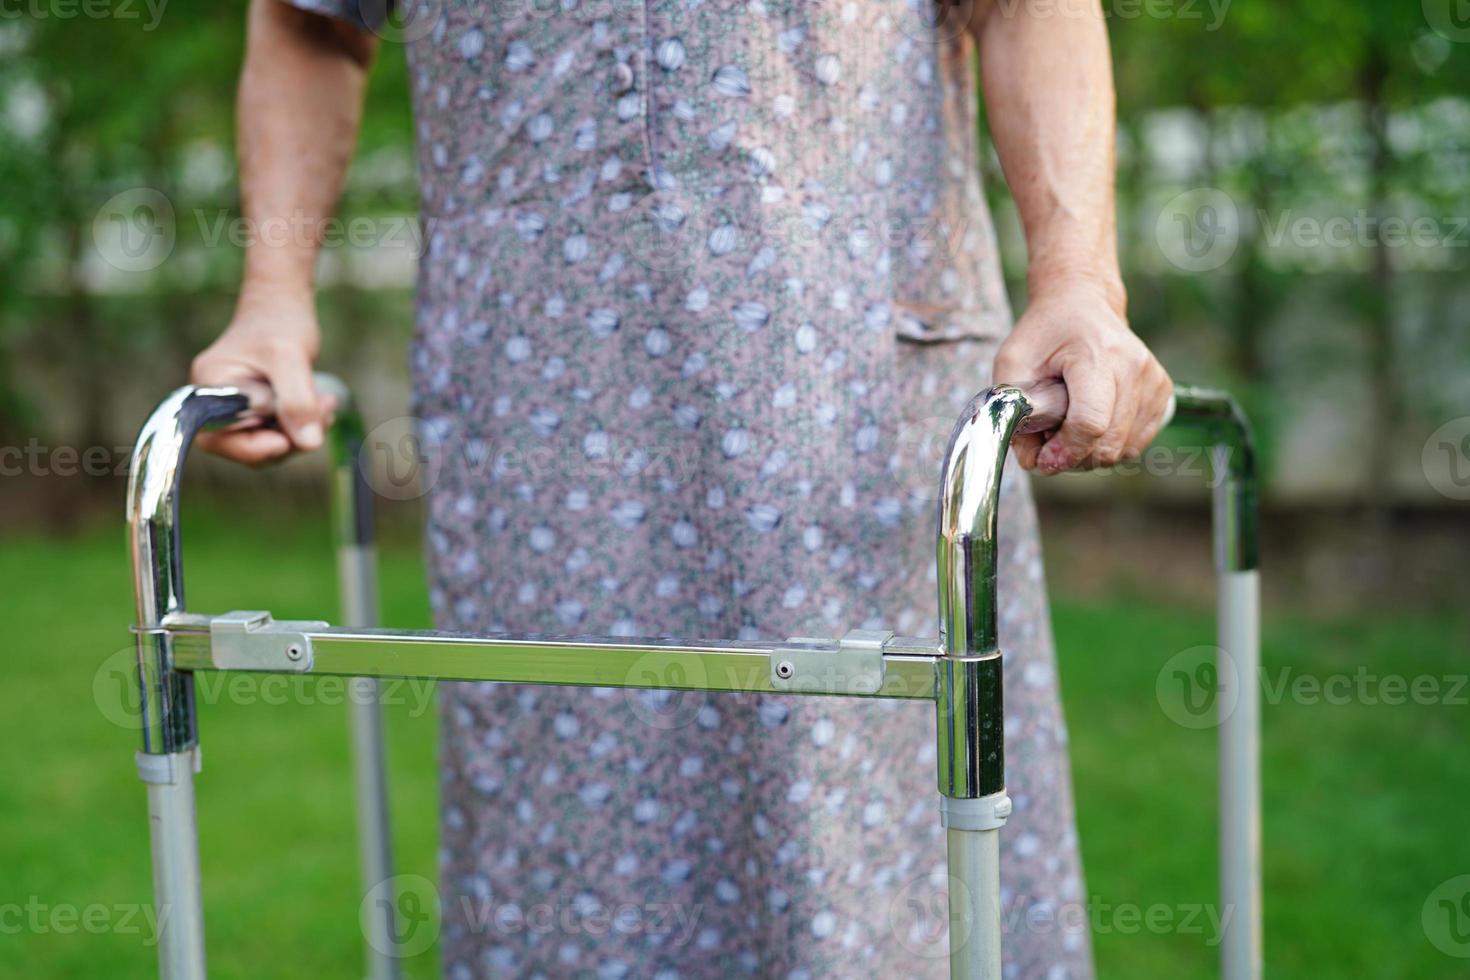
[942,795,1011,980]
[933,386,1036,980]
[932,383,1262,979]
[1210,441,1262,980]
[322,375,401,980]
[136,751,207,979]
[128,385,256,979]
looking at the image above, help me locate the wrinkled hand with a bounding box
[993,279,1172,473]
[191,288,331,465]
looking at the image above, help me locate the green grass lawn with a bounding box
[1,506,1466,978]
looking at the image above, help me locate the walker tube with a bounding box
[128,385,250,979]
[933,385,1037,980]
[1218,568,1261,980]
[931,381,1260,980]
[319,376,401,980]
[1179,392,1262,980]
[128,385,251,756]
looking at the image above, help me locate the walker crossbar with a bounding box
[126,377,1261,980]
[161,617,945,699]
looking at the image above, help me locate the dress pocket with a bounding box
[893,299,1009,344]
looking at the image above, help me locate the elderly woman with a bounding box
[193,0,1172,975]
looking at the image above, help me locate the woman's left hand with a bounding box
[992,277,1173,474]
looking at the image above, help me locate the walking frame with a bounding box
[126,375,1261,980]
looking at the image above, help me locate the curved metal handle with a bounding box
[934,377,1262,980]
[937,379,1255,660]
[126,373,365,754]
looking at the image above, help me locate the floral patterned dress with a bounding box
[291,0,1094,975]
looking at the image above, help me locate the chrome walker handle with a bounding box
[933,378,1260,980]
[126,373,365,755]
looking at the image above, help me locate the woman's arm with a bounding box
[193,0,377,464]
[969,0,1173,472]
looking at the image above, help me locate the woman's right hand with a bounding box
[191,288,330,465]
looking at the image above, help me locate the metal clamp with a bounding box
[771,628,892,695]
[940,791,1012,831]
[135,747,203,785]
[191,610,325,673]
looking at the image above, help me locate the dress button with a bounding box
[611,62,635,93]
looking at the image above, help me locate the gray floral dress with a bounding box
[290,0,1094,975]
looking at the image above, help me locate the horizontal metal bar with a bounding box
[164,621,941,701]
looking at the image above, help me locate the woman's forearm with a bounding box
[236,0,376,304]
[970,0,1172,474]
[970,0,1124,313]
[191,0,376,464]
